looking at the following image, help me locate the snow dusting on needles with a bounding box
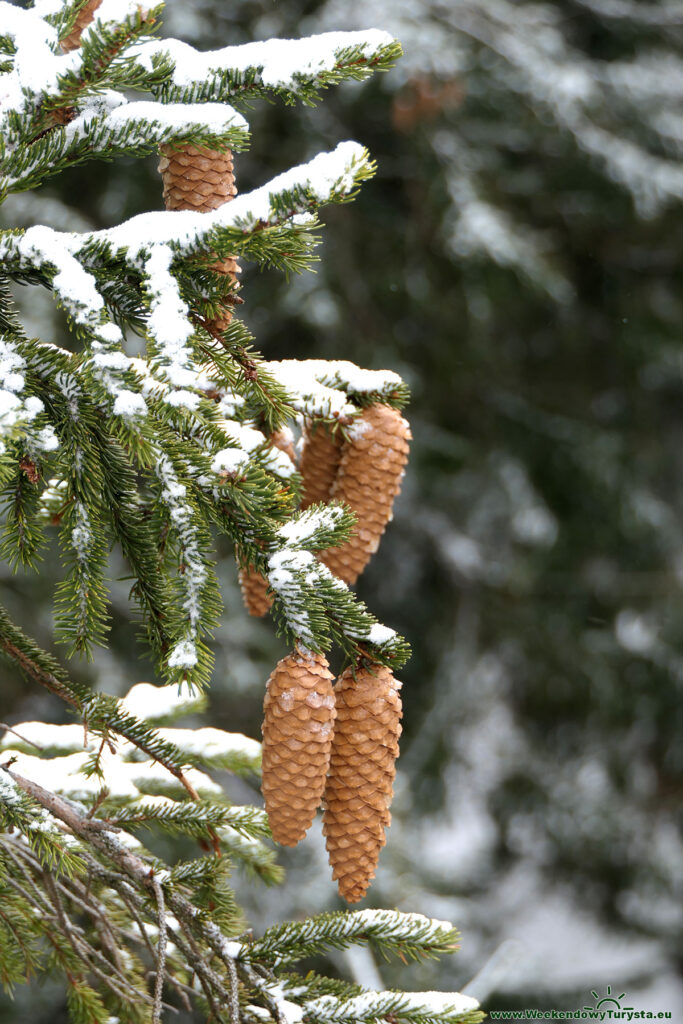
[276,506,345,546]
[0,770,21,806]
[266,548,317,644]
[0,337,52,443]
[212,420,296,482]
[167,639,199,670]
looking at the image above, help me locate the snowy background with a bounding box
[1,0,682,1019]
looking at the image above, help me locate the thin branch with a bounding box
[0,723,44,750]
[151,875,168,1024]
[226,954,241,1024]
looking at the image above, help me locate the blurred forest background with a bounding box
[1,0,682,1019]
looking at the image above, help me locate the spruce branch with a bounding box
[250,910,461,967]
[144,34,403,108]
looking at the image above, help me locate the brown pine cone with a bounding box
[320,404,411,585]
[261,652,337,846]
[158,144,237,212]
[60,0,103,52]
[238,565,272,617]
[323,664,402,903]
[238,430,296,616]
[300,420,343,508]
[158,144,240,329]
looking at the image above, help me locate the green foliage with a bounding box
[250,910,461,966]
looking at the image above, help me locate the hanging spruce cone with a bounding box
[158,145,238,212]
[158,144,240,328]
[300,420,343,508]
[60,0,102,52]
[320,404,411,585]
[238,565,272,617]
[261,652,337,846]
[323,664,402,903]
[239,430,296,616]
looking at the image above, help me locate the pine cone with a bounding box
[60,0,103,52]
[300,420,343,508]
[157,144,240,328]
[238,430,296,616]
[261,652,337,846]
[323,664,402,903]
[238,565,272,617]
[320,405,411,585]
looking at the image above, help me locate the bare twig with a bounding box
[0,723,44,750]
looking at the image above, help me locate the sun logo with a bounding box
[584,985,631,1011]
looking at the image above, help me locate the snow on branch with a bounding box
[249,908,461,965]
[0,332,60,452]
[299,990,480,1024]
[100,140,372,252]
[0,2,68,126]
[4,93,250,194]
[136,29,401,105]
[0,0,162,136]
[0,142,374,453]
[212,420,298,482]
[0,720,260,777]
[265,359,408,418]
[263,504,410,667]
[153,727,261,776]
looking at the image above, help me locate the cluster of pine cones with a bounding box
[255,406,410,901]
[262,651,402,903]
[156,139,411,901]
[240,402,412,615]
